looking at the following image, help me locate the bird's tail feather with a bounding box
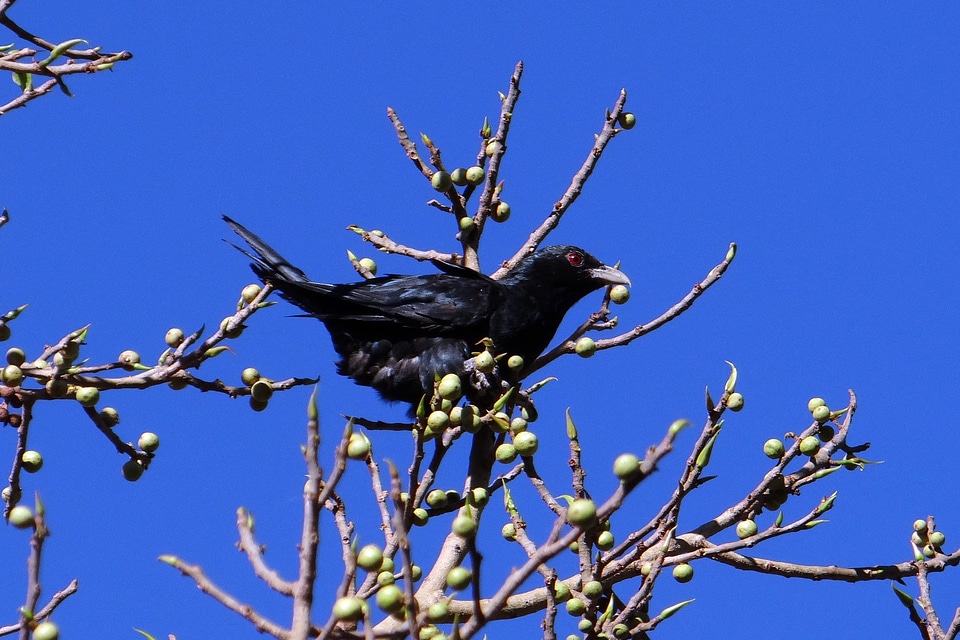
[222,215,310,283]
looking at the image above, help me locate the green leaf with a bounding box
[657,598,695,620]
[307,385,318,421]
[38,38,86,67]
[12,71,31,92]
[723,361,738,393]
[891,583,915,609]
[565,408,577,440]
[668,419,690,436]
[492,387,514,412]
[695,428,721,469]
[525,376,557,394]
[815,491,838,515]
[133,629,159,640]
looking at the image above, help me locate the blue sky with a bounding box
[2,2,960,638]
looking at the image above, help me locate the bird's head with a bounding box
[503,245,631,307]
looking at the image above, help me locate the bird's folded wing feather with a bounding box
[270,275,503,335]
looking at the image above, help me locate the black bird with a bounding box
[224,216,631,407]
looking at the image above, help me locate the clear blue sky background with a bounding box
[3,2,959,638]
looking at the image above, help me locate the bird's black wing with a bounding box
[272,274,503,338]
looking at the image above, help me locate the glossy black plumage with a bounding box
[224,216,630,407]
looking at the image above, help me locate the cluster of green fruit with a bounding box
[762,397,839,462]
[0,340,159,485]
[239,366,276,412]
[331,541,472,638]
[430,165,486,192]
[912,519,947,559]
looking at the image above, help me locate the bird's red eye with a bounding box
[567,251,584,267]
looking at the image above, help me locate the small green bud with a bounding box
[21,450,43,473]
[332,596,365,622]
[0,325,10,341]
[377,570,395,586]
[509,416,528,433]
[465,166,485,185]
[613,453,640,480]
[437,373,462,400]
[493,201,511,223]
[8,504,34,528]
[469,487,488,506]
[512,430,538,456]
[165,327,185,348]
[138,432,160,453]
[5,348,25,366]
[32,621,59,640]
[485,141,501,157]
[807,397,827,413]
[250,380,274,402]
[357,544,384,572]
[359,257,378,276]
[553,581,571,602]
[736,519,758,539]
[99,407,120,427]
[431,171,452,191]
[427,601,448,622]
[2,364,23,386]
[446,566,472,590]
[118,349,141,370]
[763,438,785,459]
[495,443,517,463]
[75,386,100,407]
[427,410,450,432]
[565,598,587,616]
[459,216,476,233]
[596,530,615,550]
[474,350,495,373]
[44,378,67,398]
[412,508,429,526]
[726,392,744,412]
[812,404,831,423]
[241,367,260,386]
[672,563,694,583]
[930,531,946,548]
[501,522,517,540]
[241,283,262,303]
[220,315,244,339]
[617,112,637,129]
[914,519,929,533]
[799,435,821,456]
[609,284,630,304]
[575,337,597,358]
[347,433,371,460]
[249,397,268,412]
[582,580,603,600]
[450,168,468,186]
[452,514,477,538]
[566,499,598,528]
[426,489,448,508]
[507,354,524,370]
[122,459,144,482]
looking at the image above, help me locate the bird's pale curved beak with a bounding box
[590,264,632,287]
